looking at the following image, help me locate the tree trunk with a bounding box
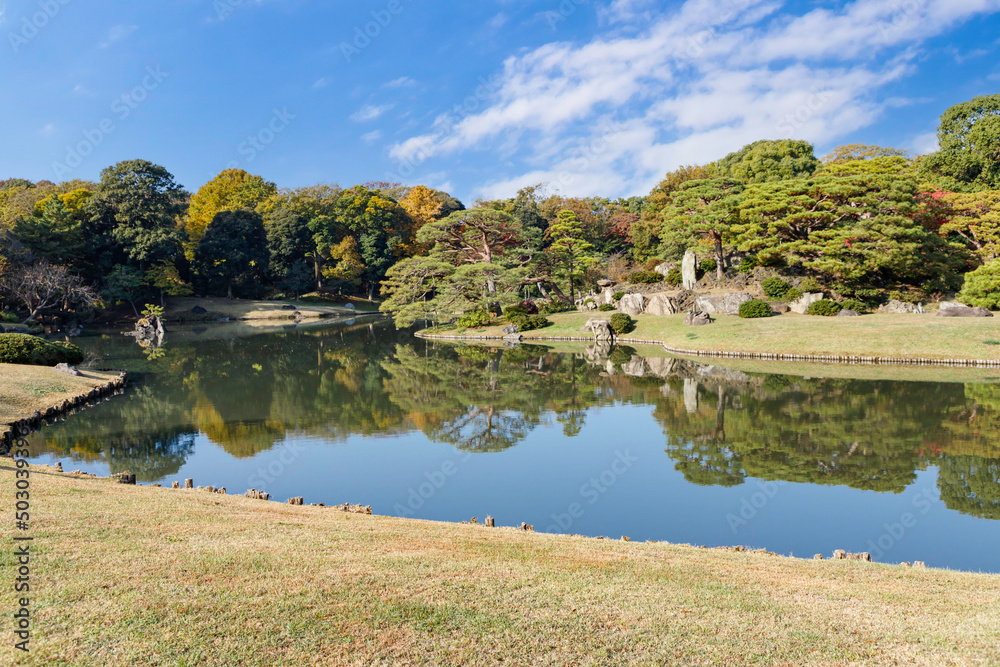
[714,236,725,281]
[227,282,234,300]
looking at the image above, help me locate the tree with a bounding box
[193,210,269,299]
[958,260,1000,309]
[259,184,342,289]
[546,210,597,303]
[660,178,744,279]
[822,144,909,164]
[12,190,90,271]
[266,208,314,296]
[2,261,98,323]
[379,255,453,327]
[636,164,719,261]
[145,261,193,305]
[921,95,1000,191]
[102,264,146,316]
[417,209,524,268]
[183,169,277,258]
[939,190,1000,261]
[718,139,820,184]
[84,160,187,271]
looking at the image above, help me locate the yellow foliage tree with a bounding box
[183,169,277,258]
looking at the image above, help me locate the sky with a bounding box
[1,0,999,205]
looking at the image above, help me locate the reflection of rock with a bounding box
[684,311,713,326]
[684,378,699,413]
[129,315,166,351]
[645,293,678,316]
[694,292,751,316]
[622,358,648,377]
[878,299,920,315]
[618,293,646,317]
[790,292,824,314]
[585,341,613,361]
[937,302,993,318]
[682,250,697,289]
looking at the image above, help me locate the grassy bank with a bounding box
[162,297,378,323]
[1,466,998,665]
[435,311,1000,363]
[0,365,118,436]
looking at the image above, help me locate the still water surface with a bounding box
[27,319,1000,572]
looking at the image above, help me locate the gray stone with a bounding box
[578,300,597,312]
[938,301,968,313]
[878,299,920,315]
[582,319,614,340]
[936,302,993,318]
[653,261,676,277]
[502,333,522,343]
[502,324,519,335]
[343,303,356,310]
[597,279,616,288]
[837,309,860,317]
[682,250,698,290]
[789,292,824,314]
[684,311,713,326]
[618,293,646,317]
[694,292,751,316]
[54,363,83,376]
[216,317,230,323]
[833,549,846,560]
[191,306,208,314]
[644,293,678,316]
[771,303,790,314]
[281,304,297,311]
[597,287,617,306]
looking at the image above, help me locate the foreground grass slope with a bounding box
[444,312,1000,362]
[0,365,118,435]
[2,466,998,666]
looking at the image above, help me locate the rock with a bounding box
[54,363,83,376]
[343,303,356,310]
[191,306,208,314]
[694,292,751,316]
[682,250,698,290]
[582,319,614,341]
[597,279,616,288]
[936,302,993,318]
[813,554,824,560]
[502,324,519,335]
[217,317,230,323]
[578,301,597,312]
[653,261,676,277]
[597,287,617,307]
[879,299,920,315]
[281,305,297,311]
[789,292,824,314]
[644,293,678,316]
[684,311,713,327]
[771,303,790,314]
[913,561,926,569]
[618,293,646,317]
[503,333,522,343]
[837,309,860,317]
[832,549,846,560]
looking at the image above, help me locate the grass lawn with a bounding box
[436,311,1000,363]
[0,365,118,436]
[162,297,378,323]
[1,465,997,666]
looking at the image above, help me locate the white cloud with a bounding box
[99,24,138,49]
[313,77,331,89]
[350,104,394,122]
[911,131,940,156]
[383,76,416,89]
[487,12,508,30]
[390,0,1000,200]
[361,130,382,143]
[38,124,56,138]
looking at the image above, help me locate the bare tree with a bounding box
[1,261,98,323]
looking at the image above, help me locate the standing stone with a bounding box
[618,293,646,317]
[682,251,697,290]
[185,478,194,489]
[789,293,824,314]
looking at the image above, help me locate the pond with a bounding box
[25,319,1000,572]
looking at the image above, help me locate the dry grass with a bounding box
[449,312,1000,363]
[1,465,998,666]
[162,297,377,323]
[0,365,118,435]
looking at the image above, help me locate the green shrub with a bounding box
[612,291,626,301]
[0,311,19,323]
[799,278,823,293]
[699,258,717,274]
[538,300,573,315]
[783,288,803,302]
[761,277,791,299]
[958,260,1000,310]
[457,310,491,328]
[838,299,869,314]
[609,313,635,334]
[888,290,922,304]
[503,304,530,321]
[737,254,759,275]
[508,314,551,331]
[665,268,682,286]
[644,257,664,271]
[0,334,85,366]
[806,299,842,316]
[598,304,616,312]
[626,270,662,284]
[738,299,773,319]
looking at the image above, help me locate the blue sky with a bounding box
[1,0,999,205]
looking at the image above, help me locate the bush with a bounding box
[888,290,922,304]
[457,310,491,328]
[665,268,682,286]
[738,299,773,319]
[612,291,626,301]
[737,254,759,275]
[626,270,662,284]
[0,311,18,323]
[609,313,635,334]
[761,277,791,299]
[598,304,616,312]
[538,300,573,315]
[806,299,842,316]
[503,304,530,321]
[699,258,717,274]
[959,260,1000,310]
[799,278,823,293]
[0,334,84,366]
[644,257,664,271]
[783,288,803,302]
[838,299,870,314]
[508,313,551,331]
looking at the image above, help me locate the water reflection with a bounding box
[30,321,1000,521]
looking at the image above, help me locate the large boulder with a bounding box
[645,293,678,316]
[682,250,698,290]
[789,292,824,314]
[582,319,614,340]
[502,324,519,335]
[597,287,617,307]
[597,279,616,288]
[694,292,752,316]
[837,309,860,317]
[684,311,713,326]
[618,293,646,317]
[936,302,994,318]
[54,363,83,376]
[771,303,790,314]
[191,305,208,314]
[878,299,921,314]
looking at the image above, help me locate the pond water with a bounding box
[26,319,1000,572]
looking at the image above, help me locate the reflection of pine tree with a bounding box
[938,456,1000,520]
